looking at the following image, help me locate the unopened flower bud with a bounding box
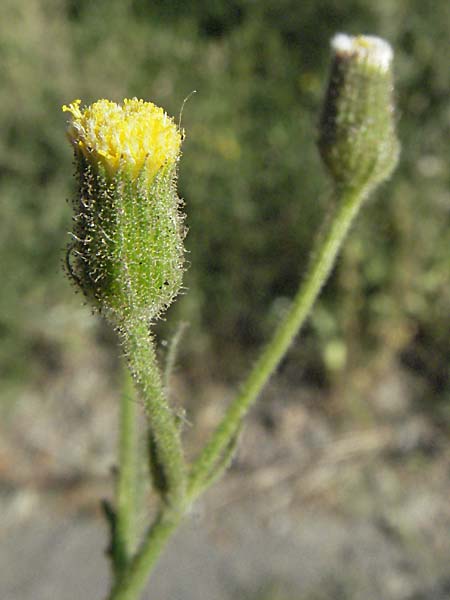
[63,98,185,325]
[319,34,400,192]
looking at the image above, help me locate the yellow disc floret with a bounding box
[62,98,182,182]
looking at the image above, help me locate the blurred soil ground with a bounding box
[0,350,449,600]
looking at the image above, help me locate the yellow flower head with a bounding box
[62,98,182,182]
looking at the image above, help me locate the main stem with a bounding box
[107,184,367,600]
[122,318,186,508]
[114,366,139,574]
[188,185,367,496]
[107,510,183,600]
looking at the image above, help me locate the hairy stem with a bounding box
[107,510,183,600]
[107,184,368,600]
[122,318,186,508]
[188,185,367,497]
[114,367,139,574]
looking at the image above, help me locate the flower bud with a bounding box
[318,34,400,192]
[63,98,185,324]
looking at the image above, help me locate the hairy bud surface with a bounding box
[63,98,185,325]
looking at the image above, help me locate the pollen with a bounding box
[62,98,182,181]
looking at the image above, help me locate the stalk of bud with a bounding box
[319,34,400,193]
[188,36,401,499]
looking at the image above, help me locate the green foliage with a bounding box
[1,0,448,402]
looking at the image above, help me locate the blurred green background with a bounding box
[1,0,449,416]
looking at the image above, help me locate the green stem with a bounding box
[122,318,186,508]
[107,184,368,600]
[188,185,367,497]
[114,366,139,574]
[107,510,183,600]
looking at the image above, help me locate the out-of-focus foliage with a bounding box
[1,0,448,407]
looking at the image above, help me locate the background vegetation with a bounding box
[1,0,449,417]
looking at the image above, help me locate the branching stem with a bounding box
[108,184,368,600]
[188,185,367,497]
